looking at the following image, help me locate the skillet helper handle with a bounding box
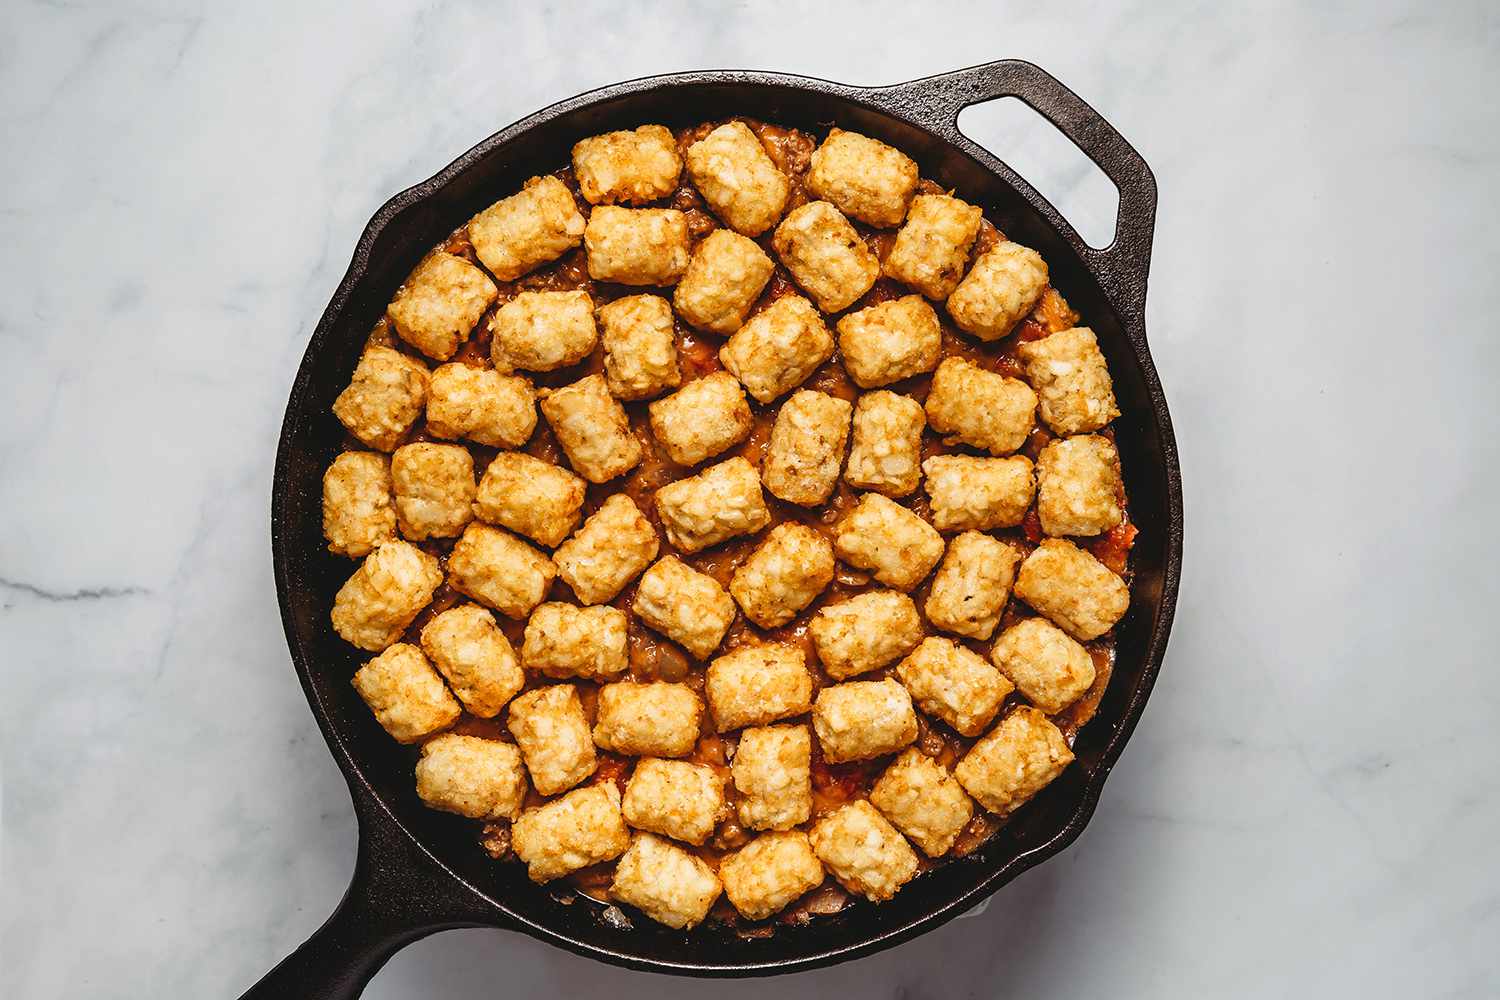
[874,59,1158,327]
[237,790,495,1000]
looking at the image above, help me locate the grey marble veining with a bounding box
[2,1,1497,997]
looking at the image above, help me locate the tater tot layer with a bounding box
[329,115,1138,923]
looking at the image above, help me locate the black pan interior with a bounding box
[272,74,1179,974]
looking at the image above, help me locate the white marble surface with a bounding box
[2,1,1497,996]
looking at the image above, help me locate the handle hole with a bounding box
[957,97,1119,250]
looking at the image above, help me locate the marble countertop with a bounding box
[3,1,1496,996]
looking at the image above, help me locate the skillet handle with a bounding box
[237,785,498,1000]
[871,59,1158,327]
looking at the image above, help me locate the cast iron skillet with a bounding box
[246,59,1182,998]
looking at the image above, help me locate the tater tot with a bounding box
[621,758,727,846]
[762,389,853,507]
[844,391,925,498]
[390,442,476,541]
[351,642,460,743]
[447,523,556,620]
[332,347,429,453]
[593,681,704,758]
[923,532,1022,641]
[832,493,944,591]
[990,617,1097,714]
[809,590,924,680]
[895,636,1013,737]
[955,707,1074,816]
[869,749,974,858]
[946,241,1048,341]
[647,371,753,468]
[921,454,1035,532]
[331,540,443,652]
[474,452,586,549]
[420,603,525,717]
[772,201,880,313]
[719,831,825,920]
[521,602,629,681]
[806,129,919,228]
[731,724,813,831]
[1016,326,1120,436]
[584,206,690,286]
[836,295,942,389]
[1013,538,1130,641]
[706,643,814,732]
[597,294,681,401]
[489,290,598,375]
[654,457,770,554]
[684,121,791,236]
[539,374,643,484]
[883,194,983,300]
[673,229,774,334]
[506,684,597,796]
[729,523,835,628]
[610,833,723,929]
[809,799,919,902]
[425,363,536,449]
[718,295,834,404]
[1035,433,1124,537]
[925,357,1037,456]
[811,678,918,763]
[512,783,629,882]
[386,251,497,361]
[572,125,682,205]
[468,175,586,281]
[415,734,528,821]
[322,451,396,558]
[632,556,736,660]
[553,494,659,605]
